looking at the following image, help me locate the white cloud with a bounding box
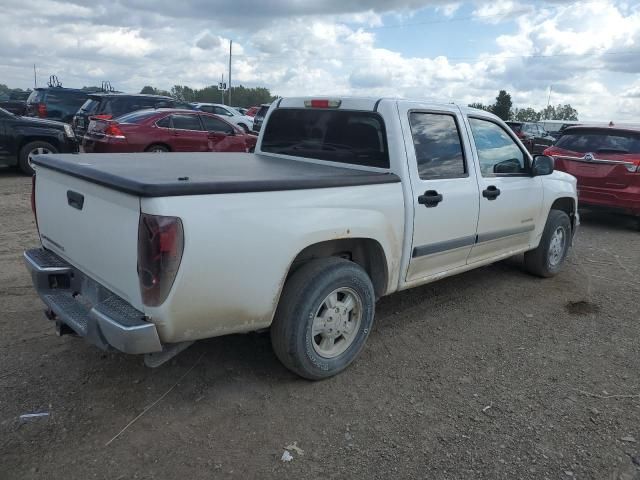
[0,0,638,120]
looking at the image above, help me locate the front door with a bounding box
[169,113,208,152]
[464,116,543,264]
[400,103,480,282]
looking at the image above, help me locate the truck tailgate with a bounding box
[35,167,143,311]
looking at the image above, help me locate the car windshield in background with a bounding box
[506,122,523,132]
[79,98,100,114]
[555,129,640,154]
[261,109,389,168]
[116,110,161,124]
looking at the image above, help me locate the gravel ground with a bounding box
[1,169,639,480]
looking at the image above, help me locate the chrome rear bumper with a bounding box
[24,247,162,354]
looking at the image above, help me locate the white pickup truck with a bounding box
[25,97,578,379]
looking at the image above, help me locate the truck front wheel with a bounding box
[524,209,571,278]
[270,257,375,380]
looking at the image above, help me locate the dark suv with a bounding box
[72,94,183,139]
[252,104,271,133]
[0,107,78,175]
[25,87,94,124]
[506,121,555,154]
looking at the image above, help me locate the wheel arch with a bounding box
[287,238,389,299]
[550,196,577,230]
[19,135,61,153]
[145,142,172,152]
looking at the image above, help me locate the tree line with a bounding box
[469,90,579,122]
[140,84,275,108]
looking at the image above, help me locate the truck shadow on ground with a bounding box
[578,208,639,232]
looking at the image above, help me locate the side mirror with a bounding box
[532,155,554,176]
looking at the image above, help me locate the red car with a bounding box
[544,126,640,226]
[244,106,260,117]
[82,109,257,154]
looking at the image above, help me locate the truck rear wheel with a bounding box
[524,209,571,278]
[270,257,375,380]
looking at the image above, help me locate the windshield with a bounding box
[555,129,640,154]
[261,108,389,168]
[116,110,160,124]
[79,98,100,114]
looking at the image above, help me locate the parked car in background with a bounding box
[72,93,177,139]
[245,106,260,117]
[0,100,27,116]
[0,107,77,174]
[25,87,94,124]
[234,107,248,115]
[82,108,257,154]
[190,103,254,132]
[506,121,555,154]
[544,126,640,228]
[540,120,580,141]
[252,104,271,132]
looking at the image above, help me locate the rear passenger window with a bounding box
[409,112,467,180]
[171,114,202,131]
[262,109,389,168]
[156,116,171,128]
[469,118,527,176]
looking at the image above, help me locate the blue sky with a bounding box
[1,1,639,120]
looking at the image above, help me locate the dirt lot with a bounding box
[1,169,639,480]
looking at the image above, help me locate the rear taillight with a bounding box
[137,214,184,307]
[92,114,113,120]
[31,174,39,233]
[37,103,47,118]
[104,123,125,138]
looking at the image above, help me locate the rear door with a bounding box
[35,168,143,309]
[465,116,543,264]
[169,113,208,152]
[0,110,11,159]
[398,102,480,281]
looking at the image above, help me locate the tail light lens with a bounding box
[37,103,47,118]
[31,174,39,233]
[137,214,184,307]
[91,114,113,120]
[104,123,125,139]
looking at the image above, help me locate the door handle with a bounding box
[67,190,84,210]
[418,190,443,208]
[482,185,501,200]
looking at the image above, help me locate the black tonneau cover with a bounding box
[33,152,400,197]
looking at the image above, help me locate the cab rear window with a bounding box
[261,109,389,168]
[555,129,640,154]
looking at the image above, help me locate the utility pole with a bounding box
[546,85,552,119]
[228,40,232,106]
[33,64,37,88]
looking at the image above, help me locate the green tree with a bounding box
[491,90,512,121]
[554,104,578,121]
[140,85,157,94]
[513,107,539,122]
[468,102,492,112]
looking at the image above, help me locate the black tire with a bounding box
[524,210,571,278]
[18,141,58,175]
[145,144,169,153]
[270,257,375,380]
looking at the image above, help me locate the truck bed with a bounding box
[32,152,400,197]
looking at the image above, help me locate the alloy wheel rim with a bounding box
[311,287,363,359]
[548,226,566,266]
[28,147,52,168]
